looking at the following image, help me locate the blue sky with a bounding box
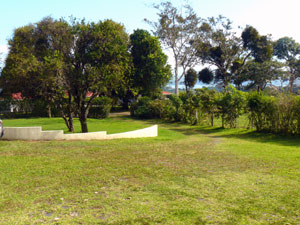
[1,0,300,45]
[1,0,300,67]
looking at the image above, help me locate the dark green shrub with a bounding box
[88,96,113,118]
[293,96,300,134]
[195,88,218,126]
[167,95,184,121]
[247,92,276,132]
[31,99,49,117]
[275,93,298,134]
[130,96,153,119]
[150,99,178,121]
[216,86,246,128]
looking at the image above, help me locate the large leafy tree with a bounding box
[198,23,274,89]
[130,29,171,97]
[2,24,39,98]
[197,16,242,88]
[241,26,273,63]
[1,18,131,133]
[1,17,75,131]
[239,60,284,91]
[274,37,300,92]
[67,19,131,132]
[233,26,275,90]
[146,1,202,95]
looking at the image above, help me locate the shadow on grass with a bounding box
[108,115,300,147]
[198,126,300,148]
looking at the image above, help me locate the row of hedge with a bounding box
[131,86,300,135]
[0,96,113,119]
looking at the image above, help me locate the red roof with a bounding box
[12,92,24,100]
[162,91,172,95]
[86,91,93,97]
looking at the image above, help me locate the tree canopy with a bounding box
[130,29,171,97]
[146,1,202,95]
[1,17,132,133]
[274,37,300,91]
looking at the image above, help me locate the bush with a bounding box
[131,96,178,121]
[130,96,153,119]
[246,92,300,135]
[130,88,300,136]
[88,96,113,118]
[247,92,276,131]
[167,95,184,121]
[215,86,246,128]
[195,88,218,126]
[31,99,49,117]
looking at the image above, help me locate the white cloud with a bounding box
[0,45,8,61]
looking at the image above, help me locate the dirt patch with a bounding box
[109,112,130,117]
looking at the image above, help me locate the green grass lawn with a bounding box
[3,117,149,134]
[0,116,300,224]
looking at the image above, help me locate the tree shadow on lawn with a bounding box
[118,116,300,148]
[197,126,300,148]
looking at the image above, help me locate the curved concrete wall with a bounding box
[2,125,157,141]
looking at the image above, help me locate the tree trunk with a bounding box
[174,62,179,96]
[67,94,74,132]
[79,115,88,133]
[289,74,295,92]
[63,115,74,132]
[122,101,129,110]
[79,105,90,133]
[222,115,225,128]
[59,93,75,132]
[175,79,179,96]
[211,112,214,127]
[68,114,74,132]
[47,104,52,118]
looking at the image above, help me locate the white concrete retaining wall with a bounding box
[2,125,157,141]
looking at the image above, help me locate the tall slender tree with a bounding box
[146,1,202,95]
[196,16,242,88]
[274,37,300,92]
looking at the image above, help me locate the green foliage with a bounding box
[274,37,300,91]
[196,16,242,87]
[130,96,153,119]
[247,91,300,135]
[184,68,197,91]
[1,17,74,129]
[1,17,132,133]
[215,86,246,128]
[178,92,201,125]
[241,60,284,91]
[241,26,273,63]
[88,96,113,119]
[195,88,217,126]
[168,95,184,121]
[198,67,214,84]
[146,1,202,95]
[69,19,132,132]
[130,29,172,97]
[247,92,276,131]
